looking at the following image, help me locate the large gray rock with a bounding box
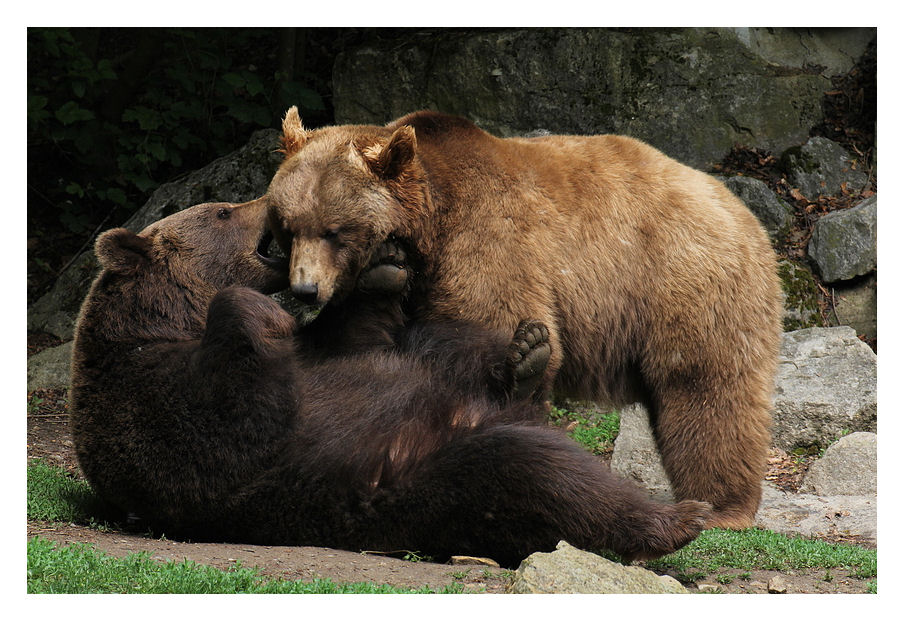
[728,27,875,76]
[772,327,877,451]
[782,137,870,201]
[508,541,686,594]
[719,175,793,240]
[807,195,877,283]
[610,404,673,501]
[829,274,877,340]
[334,28,873,169]
[755,483,876,544]
[800,432,877,496]
[27,129,282,341]
[26,341,73,392]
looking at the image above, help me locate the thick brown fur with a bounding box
[69,199,711,566]
[268,107,783,529]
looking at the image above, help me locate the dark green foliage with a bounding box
[27,27,326,237]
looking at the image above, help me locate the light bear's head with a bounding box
[266,106,425,306]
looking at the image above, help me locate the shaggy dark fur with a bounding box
[70,200,710,567]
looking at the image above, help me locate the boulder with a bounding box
[772,327,877,451]
[800,432,877,496]
[333,28,874,169]
[829,274,877,341]
[508,541,686,594]
[777,260,823,331]
[610,403,673,501]
[719,175,793,240]
[755,483,876,544]
[26,341,73,392]
[27,129,282,341]
[782,137,869,201]
[807,195,877,283]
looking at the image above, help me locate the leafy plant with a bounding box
[715,574,734,585]
[27,395,45,414]
[402,551,434,563]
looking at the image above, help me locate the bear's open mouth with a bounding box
[256,230,289,271]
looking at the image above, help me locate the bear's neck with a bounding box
[75,270,213,349]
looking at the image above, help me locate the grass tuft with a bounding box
[27,460,108,524]
[548,406,619,455]
[646,528,877,579]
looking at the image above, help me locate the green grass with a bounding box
[646,528,877,579]
[28,459,877,593]
[26,460,465,594]
[548,406,620,455]
[27,460,108,525]
[27,537,463,594]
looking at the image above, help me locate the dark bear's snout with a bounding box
[291,281,319,304]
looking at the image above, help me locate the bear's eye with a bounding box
[322,226,341,240]
[216,208,232,220]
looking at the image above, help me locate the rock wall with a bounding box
[332,27,874,168]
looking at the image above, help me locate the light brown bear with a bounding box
[267,107,783,529]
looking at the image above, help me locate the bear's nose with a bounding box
[291,282,319,304]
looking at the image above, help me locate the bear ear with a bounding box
[360,125,417,180]
[94,228,152,274]
[279,106,308,157]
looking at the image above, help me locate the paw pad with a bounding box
[507,320,551,400]
[358,240,409,294]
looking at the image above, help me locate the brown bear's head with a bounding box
[266,106,426,306]
[95,199,289,298]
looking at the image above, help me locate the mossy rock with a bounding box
[778,259,823,331]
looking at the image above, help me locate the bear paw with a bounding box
[357,239,408,294]
[506,320,551,402]
[205,287,296,347]
[621,500,713,562]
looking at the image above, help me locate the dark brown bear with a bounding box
[69,198,711,567]
[267,107,783,529]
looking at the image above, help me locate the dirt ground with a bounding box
[27,387,876,595]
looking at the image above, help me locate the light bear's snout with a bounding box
[290,281,319,304]
[288,237,337,305]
